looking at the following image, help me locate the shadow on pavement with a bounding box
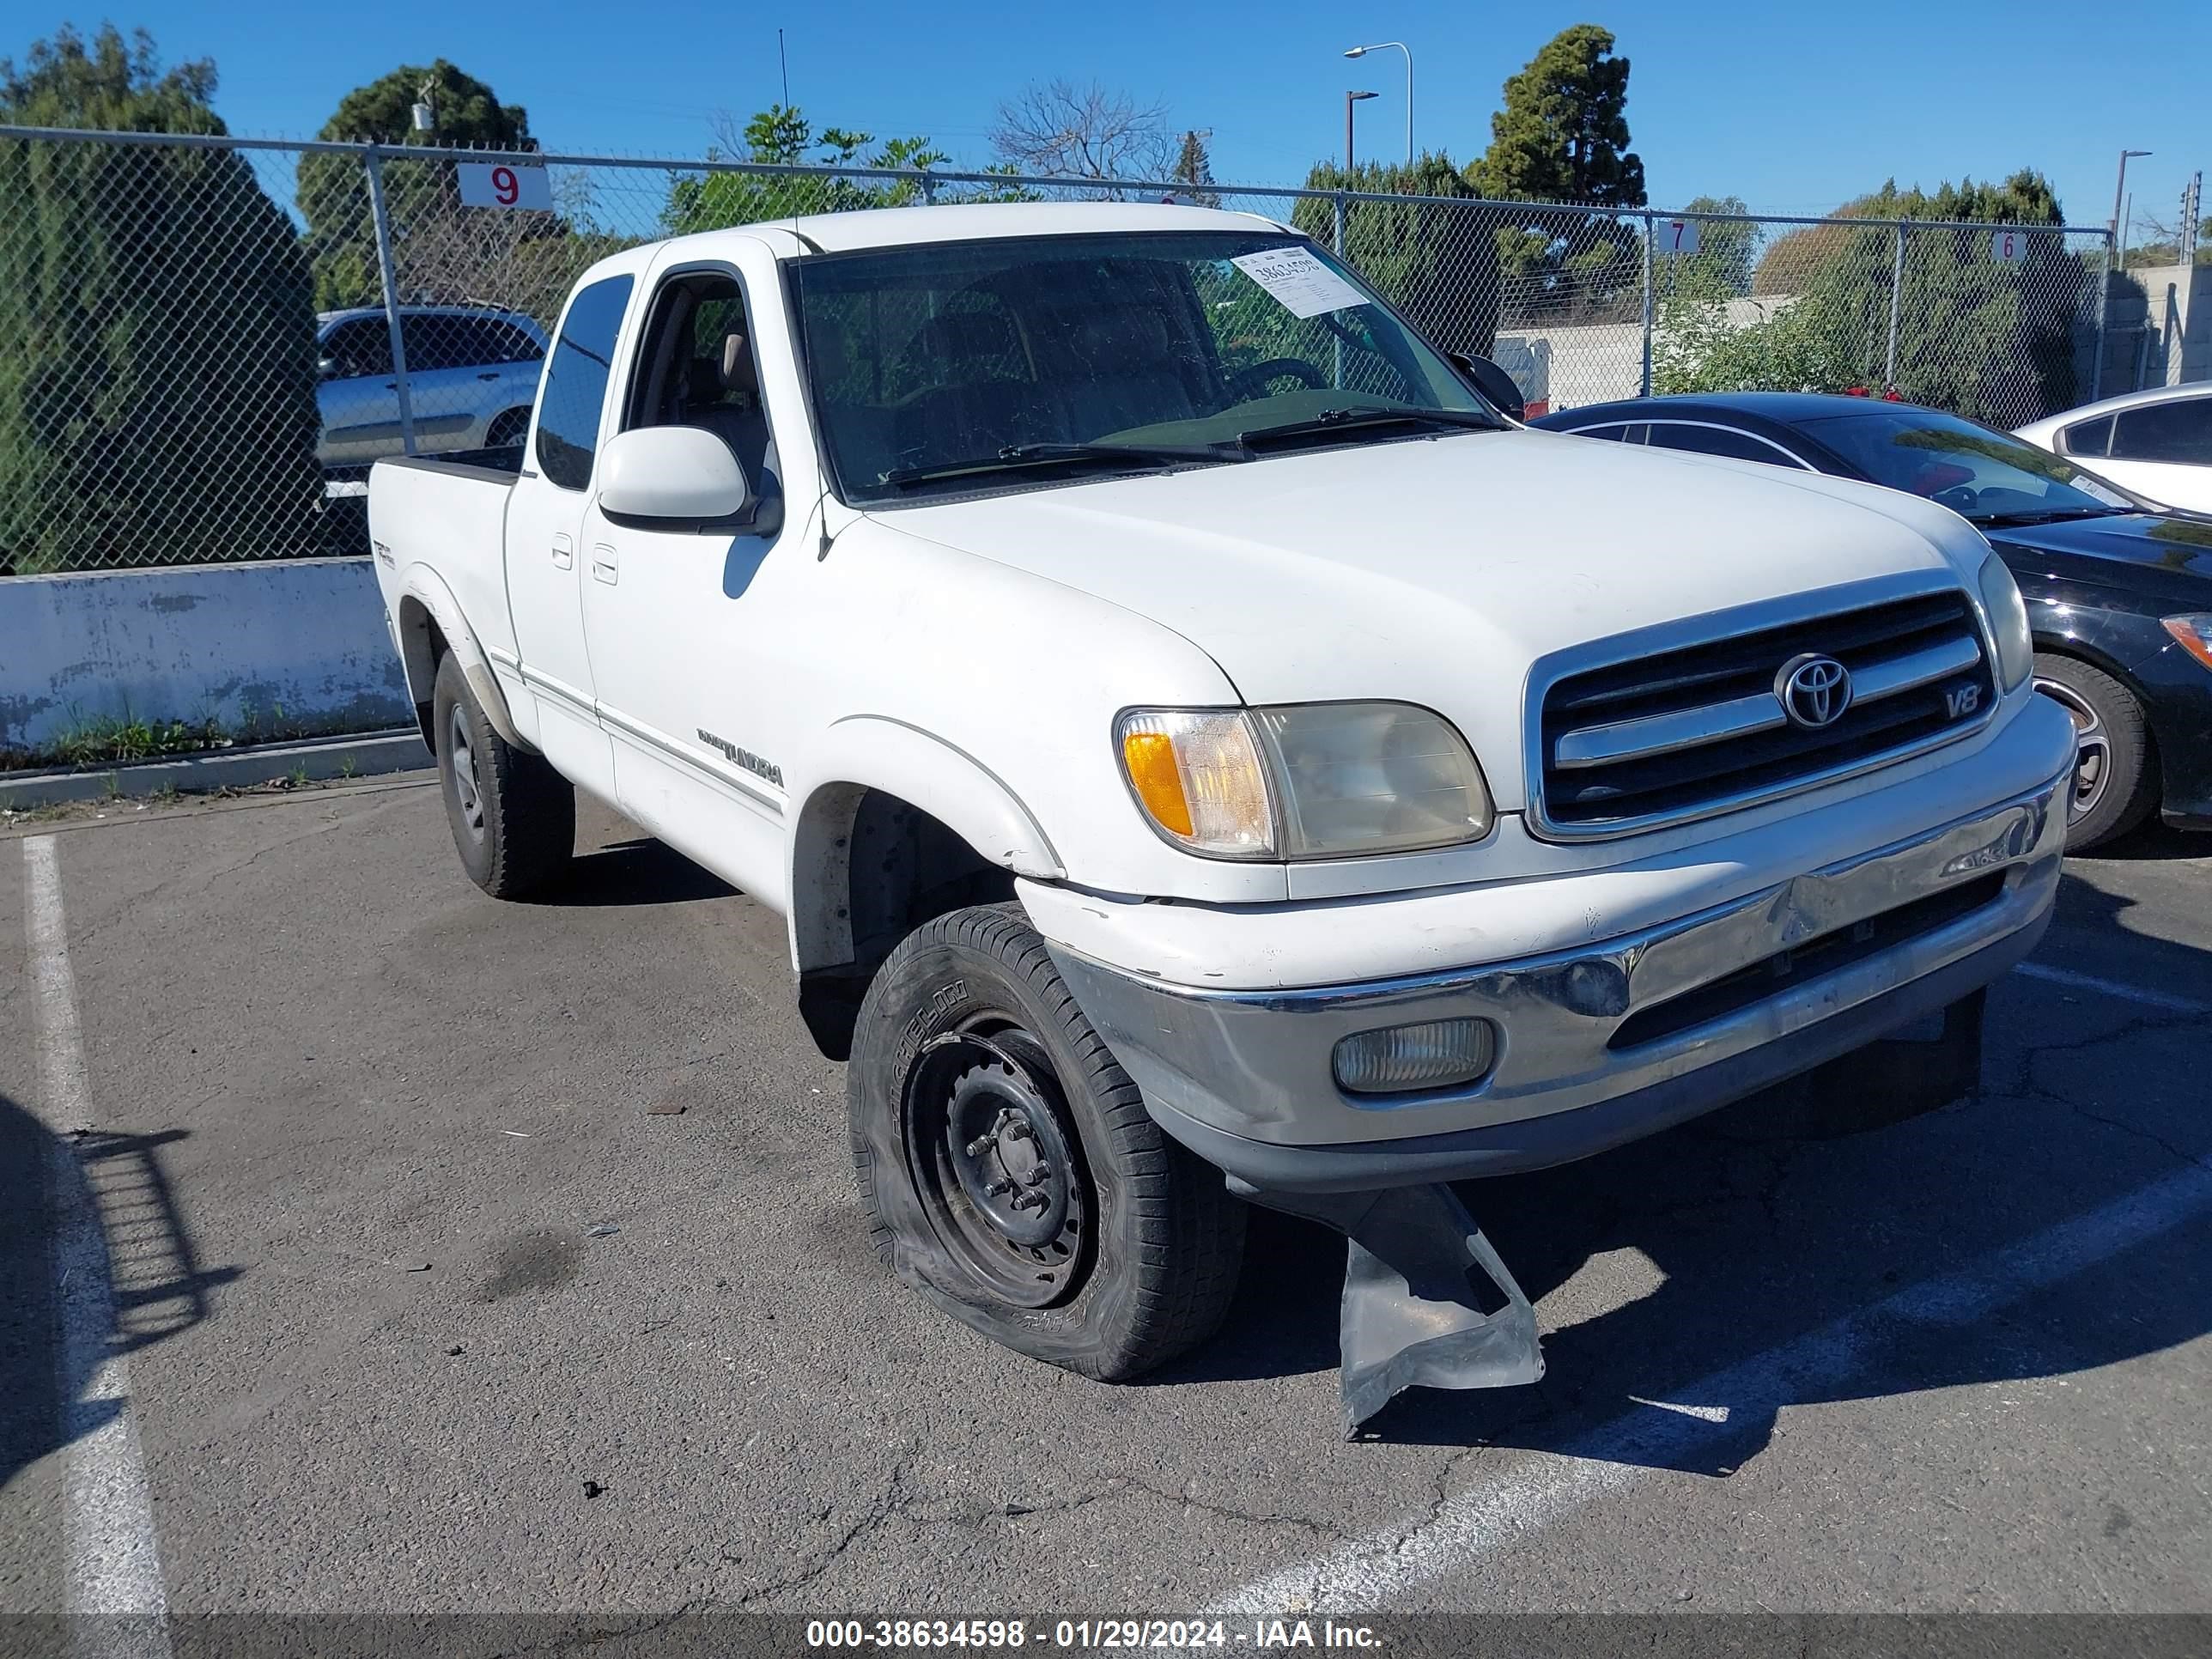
[0,1095,238,1492]
[1168,870,2212,1468]
[526,837,738,908]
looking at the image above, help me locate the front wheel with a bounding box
[847,903,1244,1381]
[2034,653,2156,852]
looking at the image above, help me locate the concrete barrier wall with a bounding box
[0,557,410,754]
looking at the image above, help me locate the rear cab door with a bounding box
[501,267,641,801]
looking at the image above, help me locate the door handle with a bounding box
[551,532,574,570]
[477,372,500,381]
[591,544,618,586]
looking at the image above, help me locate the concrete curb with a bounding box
[0,728,432,809]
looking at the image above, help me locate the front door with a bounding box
[577,256,794,903]
[501,272,634,802]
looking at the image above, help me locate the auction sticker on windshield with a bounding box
[1231,246,1368,319]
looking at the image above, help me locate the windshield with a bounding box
[1796,406,2138,523]
[788,229,1498,501]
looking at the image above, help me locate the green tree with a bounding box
[1467,23,1644,205]
[297,60,534,308]
[1291,155,1502,360]
[665,105,948,233]
[0,25,323,573]
[1466,25,1647,321]
[1664,171,2084,422]
[1663,195,1756,300]
[1172,128,1218,208]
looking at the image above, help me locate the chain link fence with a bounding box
[0,126,2117,575]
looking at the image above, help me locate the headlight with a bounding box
[1978,554,2033,692]
[2161,615,2212,672]
[1116,702,1492,860]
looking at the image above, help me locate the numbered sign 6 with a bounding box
[457,162,554,211]
[1655,217,1702,256]
[1990,228,2026,265]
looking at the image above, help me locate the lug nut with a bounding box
[964,1133,995,1157]
[985,1178,1016,1198]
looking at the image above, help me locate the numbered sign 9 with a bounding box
[1654,217,1702,256]
[457,162,554,211]
[1990,228,2026,265]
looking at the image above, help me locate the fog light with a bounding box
[1333,1018,1498,1096]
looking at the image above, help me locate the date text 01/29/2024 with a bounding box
[804,1620,1384,1650]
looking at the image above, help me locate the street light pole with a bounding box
[1344,89,1377,173]
[2110,148,2153,245]
[1343,42,1413,163]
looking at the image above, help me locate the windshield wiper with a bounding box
[882,441,1232,489]
[1235,406,1501,450]
[1971,507,2129,527]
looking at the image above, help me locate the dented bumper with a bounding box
[1049,746,2069,1195]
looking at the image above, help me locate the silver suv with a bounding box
[316,306,548,465]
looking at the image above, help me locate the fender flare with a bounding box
[391,565,532,753]
[785,715,1065,973]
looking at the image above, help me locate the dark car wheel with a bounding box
[2034,653,2157,851]
[433,651,575,896]
[484,408,532,449]
[847,902,1244,1382]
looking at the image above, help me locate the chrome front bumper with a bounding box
[1049,762,2069,1191]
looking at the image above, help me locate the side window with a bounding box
[1645,422,1799,466]
[400,315,459,374]
[537,275,635,491]
[1565,423,1629,441]
[624,271,777,490]
[322,319,391,379]
[2110,399,2212,465]
[2059,414,2113,458]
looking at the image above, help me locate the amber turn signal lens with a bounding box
[1121,731,1194,837]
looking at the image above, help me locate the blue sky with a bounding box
[40,0,2210,234]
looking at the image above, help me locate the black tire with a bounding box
[432,650,574,897]
[848,902,1245,1381]
[484,408,532,449]
[2034,653,2156,852]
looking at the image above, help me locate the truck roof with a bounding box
[670,200,1294,261]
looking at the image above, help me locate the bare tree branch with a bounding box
[989,78,1175,180]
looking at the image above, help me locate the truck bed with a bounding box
[367,453,525,683]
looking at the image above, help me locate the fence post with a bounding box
[2088,230,2112,403]
[1333,190,1349,389]
[364,149,418,458]
[1885,223,1906,390]
[1639,211,1656,397]
[920,168,938,206]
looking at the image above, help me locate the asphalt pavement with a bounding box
[3,776,2208,1620]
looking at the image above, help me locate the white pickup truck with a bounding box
[369,203,2075,1431]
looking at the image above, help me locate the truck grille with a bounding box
[1537,588,1994,836]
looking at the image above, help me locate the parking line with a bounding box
[2012,962,2209,1016]
[1209,1155,2212,1614]
[24,836,173,1644]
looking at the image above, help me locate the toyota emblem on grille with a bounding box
[1776,653,1853,728]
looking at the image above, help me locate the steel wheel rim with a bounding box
[447,705,487,842]
[902,1023,1091,1310]
[2036,678,2111,823]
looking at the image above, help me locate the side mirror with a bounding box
[1450,353,1526,422]
[316,356,342,380]
[597,426,753,528]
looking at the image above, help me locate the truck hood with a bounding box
[883,429,1973,809]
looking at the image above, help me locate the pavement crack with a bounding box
[732,1441,919,1607]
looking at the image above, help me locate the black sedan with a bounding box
[1530,392,2212,850]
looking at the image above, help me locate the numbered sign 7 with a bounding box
[457,162,554,211]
